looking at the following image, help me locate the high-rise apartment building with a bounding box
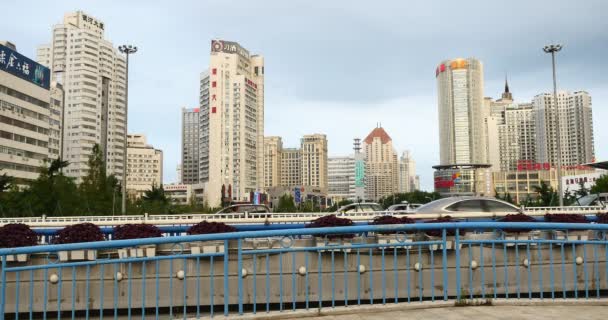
[534,91,594,166]
[1,41,63,182]
[328,156,355,202]
[398,151,419,193]
[264,136,282,189]
[497,103,536,171]
[37,11,127,182]
[301,134,328,191]
[181,107,200,184]
[280,148,301,188]
[198,40,264,207]
[436,58,486,165]
[363,127,398,200]
[126,133,163,198]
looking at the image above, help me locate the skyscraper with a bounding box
[280,148,301,188]
[363,126,398,201]
[398,151,419,193]
[199,40,264,207]
[436,58,485,165]
[534,91,594,166]
[328,156,356,202]
[301,134,328,191]
[181,107,199,184]
[37,11,127,182]
[264,136,282,189]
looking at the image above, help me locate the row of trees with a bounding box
[0,144,215,217]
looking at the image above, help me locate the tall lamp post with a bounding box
[543,44,563,207]
[118,44,137,215]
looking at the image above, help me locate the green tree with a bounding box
[27,158,80,216]
[0,171,12,193]
[274,194,297,213]
[140,184,169,214]
[79,144,120,215]
[591,174,608,194]
[532,181,558,206]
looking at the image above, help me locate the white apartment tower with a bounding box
[363,126,399,201]
[199,40,264,207]
[37,11,127,182]
[436,58,485,165]
[328,156,356,202]
[398,151,419,193]
[534,91,594,166]
[263,136,282,189]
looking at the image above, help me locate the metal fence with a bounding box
[2,222,608,319]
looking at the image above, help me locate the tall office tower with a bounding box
[398,151,419,193]
[263,136,282,189]
[363,126,399,201]
[200,40,264,207]
[353,138,366,200]
[534,91,594,166]
[37,11,127,183]
[301,134,328,191]
[126,134,163,198]
[198,71,210,183]
[0,41,63,182]
[328,156,356,202]
[280,148,301,188]
[436,58,485,165]
[181,107,200,184]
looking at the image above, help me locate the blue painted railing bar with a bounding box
[2,222,608,319]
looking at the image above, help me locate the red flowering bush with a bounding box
[0,223,38,248]
[113,224,162,240]
[424,216,464,237]
[544,213,588,224]
[187,221,236,235]
[370,215,416,234]
[596,213,608,224]
[498,213,537,233]
[306,215,354,239]
[53,223,105,244]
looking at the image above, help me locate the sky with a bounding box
[2,0,607,190]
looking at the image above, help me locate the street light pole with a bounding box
[543,44,563,207]
[118,44,137,215]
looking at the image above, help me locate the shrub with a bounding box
[187,221,236,235]
[498,213,537,233]
[306,215,354,239]
[370,215,416,234]
[596,213,608,224]
[113,224,162,240]
[544,214,588,224]
[53,223,105,244]
[0,224,38,248]
[424,216,464,237]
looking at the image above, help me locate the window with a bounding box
[446,200,484,212]
[483,200,519,213]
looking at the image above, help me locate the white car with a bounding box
[414,197,521,214]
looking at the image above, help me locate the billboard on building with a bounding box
[562,172,604,194]
[0,44,50,89]
[210,40,250,59]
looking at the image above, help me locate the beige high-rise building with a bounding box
[264,136,282,189]
[436,58,485,165]
[37,11,127,183]
[1,41,63,182]
[301,134,328,191]
[398,150,419,193]
[534,91,594,166]
[280,148,301,188]
[126,134,163,198]
[363,127,398,200]
[199,40,264,206]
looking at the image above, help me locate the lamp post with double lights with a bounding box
[543,44,564,207]
[118,44,137,215]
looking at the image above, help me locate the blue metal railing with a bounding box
[2,222,608,319]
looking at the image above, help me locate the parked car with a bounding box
[387,202,423,212]
[414,197,521,214]
[336,203,384,215]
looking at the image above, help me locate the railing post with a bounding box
[0,258,6,320]
[238,238,244,315]
[442,228,448,301]
[455,228,461,301]
[224,239,230,316]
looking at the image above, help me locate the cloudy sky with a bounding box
[3,0,607,190]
